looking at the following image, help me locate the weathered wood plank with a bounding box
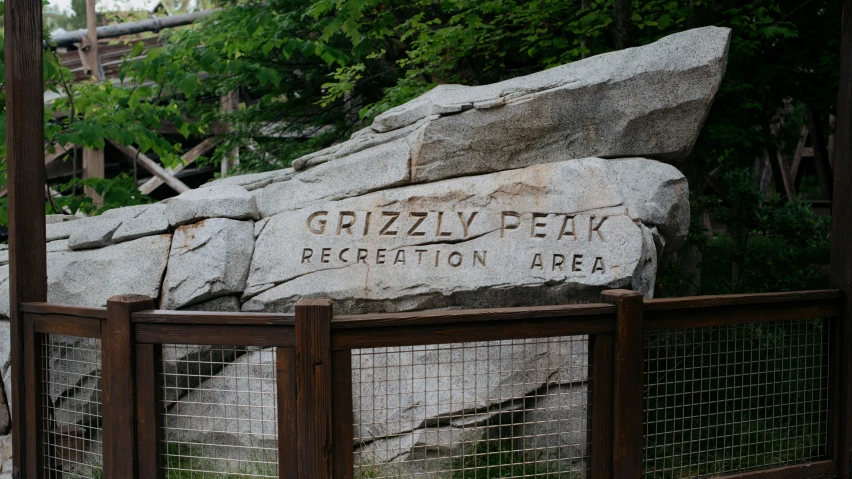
[331,350,354,479]
[588,333,614,479]
[30,313,102,338]
[601,290,643,479]
[21,302,107,318]
[295,299,333,479]
[277,347,298,479]
[831,0,852,475]
[103,294,154,479]
[134,323,295,347]
[132,310,293,325]
[710,460,836,479]
[136,343,164,479]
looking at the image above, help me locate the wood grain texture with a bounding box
[295,299,333,479]
[277,347,298,479]
[644,301,842,330]
[331,350,354,479]
[643,290,843,311]
[831,0,852,475]
[6,0,48,472]
[332,303,614,328]
[21,302,108,318]
[136,344,164,479]
[134,323,295,347]
[601,290,643,479]
[588,334,614,479]
[332,316,615,350]
[23,323,43,479]
[30,313,102,338]
[710,460,836,479]
[103,295,154,479]
[132,310,294,325]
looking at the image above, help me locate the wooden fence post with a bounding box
[832,0,852,476]
[5,0,48,474]
[277,347,298,479]
[135,343,163,479]
[331,349,354,479]
[601,290,644,479]
[295,299,333,479]
[104,295,153,479]
[588,333,614,479]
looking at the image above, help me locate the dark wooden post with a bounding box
[831,0,852,475]
[104,295,153,479]
[277,347,298,479]
[331,350,354,479]
[22,321,43,479]
[5,0,48,473]
[136,343,164,479]
[587,333,614,479]
[295,299,333,479]
[601,290,644,479]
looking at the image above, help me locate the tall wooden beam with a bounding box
[831,0,852,476]
[4,0,47,478]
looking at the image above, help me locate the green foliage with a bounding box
[656,169,830,296]
[52,174,154,216]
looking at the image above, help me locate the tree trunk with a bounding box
[612,0,632,50]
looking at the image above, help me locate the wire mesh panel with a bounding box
[42,335,104,478]
[351,336,590,478]
[160,344,279,478]
[644,319,831,478]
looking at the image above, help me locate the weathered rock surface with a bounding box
[243,158,686,313]
[12,26,731,475]
[165,184,259,227]
[352,338,588,472]
[164,349,278,472]
[48,235,172,308]
[292,26,730,185]
[255,139,411,217]
[113,204,170,243]
[161,219,255,309]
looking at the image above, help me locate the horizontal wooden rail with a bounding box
[132,309,294,325]
[21,302,107,318]
[332,302,615,328]
[331,315,615,349]
[711,460,836,479]
[27,312,101,338]
[645,289,844,329]
[134,323,295,347]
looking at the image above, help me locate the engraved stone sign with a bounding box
[243,158,687,313]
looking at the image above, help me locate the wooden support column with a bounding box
[136,343,163,479]
[331,349,354,479]
[83,147,104,205]
[295,299,333,479]
[277,347,298,479]
[588,333,614,479]
[220,91,240,177]
[104,295,154,479]
[831,0,852,476]
[5,0,48,473]
[601,290,644,479]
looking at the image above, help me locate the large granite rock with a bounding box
[16,26,731,476]
[243,158,686,313]
[161,219,255,309]
[292,26,730,180]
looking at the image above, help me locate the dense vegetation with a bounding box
[0,0,843,295]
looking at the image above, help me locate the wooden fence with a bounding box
[17,288,847,479]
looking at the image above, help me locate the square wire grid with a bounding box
[352,336,590,479]
[160,345,279,478]
[42,335,104,478]
[643,319,831,478]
